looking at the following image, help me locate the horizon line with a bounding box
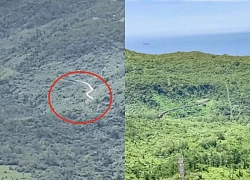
[126,30,250,38]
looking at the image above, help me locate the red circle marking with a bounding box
[47,70,113,125]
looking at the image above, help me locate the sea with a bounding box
[125,32,250,56]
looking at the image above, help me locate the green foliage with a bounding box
[125,49,250,179]
[125,49,250,119]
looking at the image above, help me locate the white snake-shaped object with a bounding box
[73,80,94,100]
[60,78,94,100]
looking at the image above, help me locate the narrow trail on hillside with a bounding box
[157,99,210,118]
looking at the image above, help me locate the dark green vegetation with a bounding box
[0,1,124,179]
[125,49,250,179]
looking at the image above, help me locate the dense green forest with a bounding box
[125,49,250,179]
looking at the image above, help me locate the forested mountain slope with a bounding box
[0,1,125,179]
[125,49,250,179]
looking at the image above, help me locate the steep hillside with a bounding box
[0,1,125,179]
[125,49,250,179]
[126,50,250,120]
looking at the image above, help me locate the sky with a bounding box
[125,0,250,38]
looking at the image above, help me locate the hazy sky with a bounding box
[125,0,250,37]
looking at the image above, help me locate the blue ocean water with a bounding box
[125,32,250,56]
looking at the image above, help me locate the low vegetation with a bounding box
[0,165,31,180]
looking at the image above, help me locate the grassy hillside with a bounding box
[125,49,250,179]
[0,165,31,179]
